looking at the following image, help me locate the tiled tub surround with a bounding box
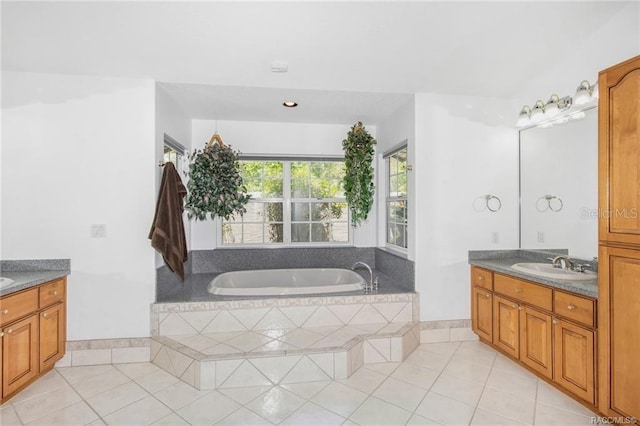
[150,292,420,390]
[468,249,598,298]
[157,247,414,302]
[0,259,70,296]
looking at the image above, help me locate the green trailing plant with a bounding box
[342,121,376,227]
[185,142,250,221]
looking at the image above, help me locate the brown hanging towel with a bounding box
[149,162,188,281]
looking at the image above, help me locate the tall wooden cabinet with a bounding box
[598,55,640,421]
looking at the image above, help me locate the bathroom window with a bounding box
[385,146,408,249]
[221,159,349,245]
[163,133,187,175]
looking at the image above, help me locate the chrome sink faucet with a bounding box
[351,261,374,291]
[548,255,575,270]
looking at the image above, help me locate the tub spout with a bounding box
[351,261,373,290]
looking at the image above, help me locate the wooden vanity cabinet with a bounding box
[598,55,640,421]
[471,267,493,342]
[470,267,597,406]
[0,277,67,402]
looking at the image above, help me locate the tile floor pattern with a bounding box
[0,341,597,426]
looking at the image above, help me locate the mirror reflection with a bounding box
[520,107,598,259]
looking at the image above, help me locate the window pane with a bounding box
[397,173,407,196]
[389,156,398,176]
[389,175,398,196]
[311,223,330,242]
[265,203,283,222]
[244,179,263,197]
[291,178,310,198]
[243,224,264,244]
[311,202,330,221]
[263,178,283,197]
[241,161,262,179]
[292,203,310,221]
[243,203,264,222]
[291,223,310,242]
[264,161,283,177]
[222,224,242,244]
[267,224,283,243]
[331,222,349,242]
[330,202,347,220]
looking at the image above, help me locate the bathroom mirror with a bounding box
[519,106,598,259]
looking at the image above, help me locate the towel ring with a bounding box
[536,195,563,212]
[485,194,502,212]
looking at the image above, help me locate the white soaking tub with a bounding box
[207,268,365,296]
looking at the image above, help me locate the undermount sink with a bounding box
[511,263,596,281]
[0,277,15,289]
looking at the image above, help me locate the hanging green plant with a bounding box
[185,135,250,221]
[342,121,376,227]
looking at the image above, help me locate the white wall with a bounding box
[375,98,416,260]
[154,85,192,267]
[2,72,156,340]
[189,119,377,250]
[414,94,519,321]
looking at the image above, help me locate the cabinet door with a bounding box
[2,314,38,397]
[598,246,640,419]
[519,306,552,380]
[599,55,640,245]
[553,318,595,405]
[39,302,66,372]
[471,287,493,342]
[492,295,519,358]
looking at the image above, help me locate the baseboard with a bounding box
[419,319,477,343]
[56,338,151,367]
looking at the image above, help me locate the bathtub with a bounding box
[207,268,365,296]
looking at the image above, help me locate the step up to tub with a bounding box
[150,292,419,390]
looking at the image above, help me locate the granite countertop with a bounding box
[157,268,414,303]
[0,259,71,297]
[468,250,598,298]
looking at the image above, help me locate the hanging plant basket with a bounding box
[342,122,376,227]
[185,135,250,221]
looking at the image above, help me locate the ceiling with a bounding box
[1,1,633,124]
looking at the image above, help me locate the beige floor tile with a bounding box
[362,362,401,376]
[12,386,82,424]
[492,354,538,380]
[278,328,324,348]
[414,392,476,425]
[310,381,368,418]
[215,407,273,425]
[485,368,538,400]
[245,387,305,424]
[405,413,443,425]
[404,346,452,372]
[103,396,172,425]
[153,380,211,411]
[56,365,116,385]
[114,363,160,379]
[441,358,492,384]
[390,362,440,389]
[218,385,273,405]
[419,341,461,356]
[349,396,412,425]
[372,377,428,412]
[151,413,191,425]
[24,401,99,426]
[1,404,25,426]
[280,381,331,400]
[9,370,68,404]
[338,366,387,394]
[478,386,536,425]
[450,346,497,367]
[281,401,345,426]
[134,369,180,394]
[224,332,274,352]
[536,381,596,417]
[534,402,594,425]
[70,369,131,399]
[471,408,527,425]
[176,391,240,425]
[430,373,485,407]
[86,381,149,417]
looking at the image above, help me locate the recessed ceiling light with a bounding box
[283,101,298,108]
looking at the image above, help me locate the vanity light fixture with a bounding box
[516,79,596,129]
[283,101,298,108]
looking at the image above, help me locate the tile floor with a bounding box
[0,341,597,425]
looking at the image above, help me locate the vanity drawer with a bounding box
[554,290,595,328]
[0,288,39,326]
[39,278,65,308]
[471,266,493,290]
[494,274,552,311]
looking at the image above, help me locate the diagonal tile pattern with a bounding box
[0,341,599,425]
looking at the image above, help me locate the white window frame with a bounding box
[384,145,408,252]
[218,157,352,247]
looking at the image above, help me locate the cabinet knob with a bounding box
[0,332,3,337]
[6,328,13,334]
[512,304,518,309]
[42,312,49,318]
[567,304,576,311]
[518,306,524,311]
[478,276,484,281]
[553,319,559,325]
[0,309,8,314]
[52,290,58,296]
[515,288,523,293]
[485,293,491,298]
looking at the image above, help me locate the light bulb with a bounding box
[574,80,592,105]
[544,94,560,118]
[516,106,531,128]
[530,101,545,124]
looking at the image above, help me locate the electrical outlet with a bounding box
[491,232,499,244]
[537,231,545,243]
[90,224,107,238]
